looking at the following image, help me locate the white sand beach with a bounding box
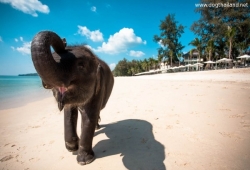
[0,68,250,170]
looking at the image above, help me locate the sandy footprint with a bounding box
[4,143,10,147]
[219,131,232,138]
[0,155,14,162]
[32,126,40,128]
[243,124,250,127]
[219,131,242,140]
[219,108,231,111]
[241,121,250,131]
[166,125,173,129]
[229,114,245,118]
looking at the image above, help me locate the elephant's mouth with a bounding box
[59,87,68,94]
[57,87,68,111]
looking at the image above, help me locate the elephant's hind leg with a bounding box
[64,105,79,152]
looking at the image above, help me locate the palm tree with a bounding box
[203,40,215,70]
[215,39,226,60]
[189,38,202,63]
[177,52,183,66]
[206,39,214,61]
[237,41,247,56]
[158,54,164,69]
[189,49,195,64]
[153,58,159,69]
[148,57,156,70]
[141,58,148,71]
[168,50,174,67]
[188,49,195,71]
[225,26,236,59]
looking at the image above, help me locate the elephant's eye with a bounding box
[42,81,52,89]
[77,62,84,70]
[78,65,84,69]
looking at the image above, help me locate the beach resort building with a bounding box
[182,49,203,65]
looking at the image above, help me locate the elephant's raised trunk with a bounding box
[31,31,66,87]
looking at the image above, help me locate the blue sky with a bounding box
[0,0,200,75]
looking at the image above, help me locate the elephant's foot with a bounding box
[77,146,95,165]
[65,137,79,152]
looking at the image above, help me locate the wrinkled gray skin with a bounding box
[31,31,114,165]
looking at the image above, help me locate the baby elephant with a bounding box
[31,31,114,165]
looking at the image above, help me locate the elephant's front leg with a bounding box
[64,105,79,152]
[77,107,99,165]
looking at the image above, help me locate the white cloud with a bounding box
[0,0,50,17]
[20,37,23,41]
[94,28,145,54]
[15,38,18,42]
[11,46,15,50]
[91,6,96,12]
[109,63,116,71]
[14,41,31,55]
[129,50,145,57]
[77,25,104,42]
[0,36,2,42]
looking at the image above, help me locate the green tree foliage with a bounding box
[112,57,158,76]
[154,14,185,66]
[206,39,215,61]
[112,58,130,76]
[191,0,250,60]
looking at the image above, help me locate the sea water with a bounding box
[0,76,52,110]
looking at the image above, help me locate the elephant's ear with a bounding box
[95,64,102,95]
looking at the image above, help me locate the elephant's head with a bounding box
[31,31,101,111]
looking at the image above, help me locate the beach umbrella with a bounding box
[193,63,203,68]
[193,63,203,66]
[237,54,250,59]
[185,64,193,71]
[216,58,224,63]
[237,54,250,66]
[192,63,203,71]
[178,65,186,71]
[172,67,179,72]
[216,58,232,63]
[204,61,216,64]
[216,58,233,68]
[216,58,233,69]
[203,61,216,70]
[193,63,204,68]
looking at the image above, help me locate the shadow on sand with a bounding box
[94,119,166,170]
